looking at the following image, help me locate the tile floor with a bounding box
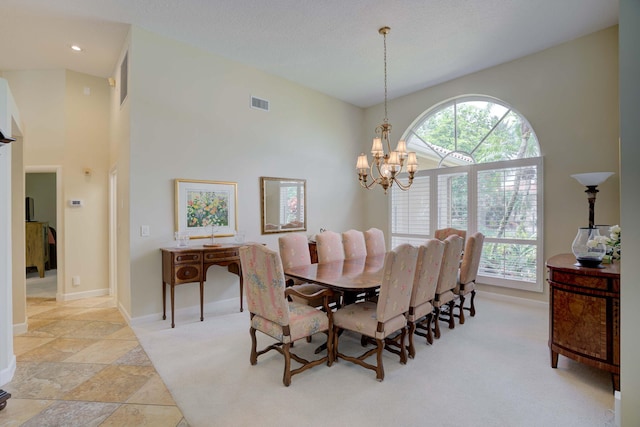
[0,296,188,427]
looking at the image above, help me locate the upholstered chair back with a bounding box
[376,243,419,323]
[342,229,367,260]
[434,227,467,246]
[364,227,386,256]
[240,244,290,328]
[410,239,445,311]
[279,233,311,270]
[316,230,345,263]
[435,235,464,295]
[459,232,485,286]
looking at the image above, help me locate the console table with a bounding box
[161,243,247,328]
[547,253,620,391]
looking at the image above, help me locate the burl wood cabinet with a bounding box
[547,253,620,391]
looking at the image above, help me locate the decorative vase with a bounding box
[572,227,606,268]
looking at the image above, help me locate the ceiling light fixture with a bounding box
[356,26,418,194]
[70,45,83,52]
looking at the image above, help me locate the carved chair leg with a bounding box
[470,289,476,317]
[447,301,455,329]
[399,327,408,365]
[326,327,334,366]
[434,307,441,339]
[425,313,433,345]
[249,327,258,365]
[282,342,292,387]
[458,294,466,325]
[407,322,416,359]
[375,339,385,382]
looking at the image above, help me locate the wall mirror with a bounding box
[260,177,306,234]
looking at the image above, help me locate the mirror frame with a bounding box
[260,177,307,235]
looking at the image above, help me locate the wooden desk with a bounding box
[161,243,248,328]
[546,253,620,391]
[285,255,385,293]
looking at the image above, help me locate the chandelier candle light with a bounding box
[357,27,418,194]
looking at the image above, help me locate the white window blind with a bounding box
[391,157,543,291]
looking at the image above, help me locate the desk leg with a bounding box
[170,284,176,329]
[550,348,558,368]
[162,281,167,320]
[612,373,620,392]
[200,280,204,322]
[239,270,244,312]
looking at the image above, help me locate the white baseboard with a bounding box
[58,288,109,301]
[615,391,621,427]
[12,322,27,335]
[0,354,15,387]
[129,296,242,326]
[480,290,549,308]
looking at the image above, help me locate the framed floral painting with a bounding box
[174,179,237,239]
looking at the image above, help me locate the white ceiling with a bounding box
[0,0,618,108]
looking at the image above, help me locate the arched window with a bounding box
[391,96,543,291]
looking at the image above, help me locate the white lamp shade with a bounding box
[406,152,418,172]
[395,140,407,156]
[356,154,370,170]
[571,172,614,186]
[371,137,383,157]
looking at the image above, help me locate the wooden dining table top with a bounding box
[284,255,386,292]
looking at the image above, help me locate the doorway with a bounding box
[25,166,62,299]
[109,167,118,299]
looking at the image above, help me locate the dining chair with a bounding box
[332,243,418,381]
[342,229,367,260]
[407,238,445,358]
[239,244,334,386]
[434,227,467,246]
[279,233,328,306]
[454,232,485,324]
[316,230,345,263]
[364,227,386,256]
[432,235,464,339]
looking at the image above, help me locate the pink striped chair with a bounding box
[316,230,345,263]
[434,227,466,246]
[432,235,464,339]
[454,232,485,324]
[364,227,386,256]
[407,238,445,357]
[332,243,418,381]
[239,244,334,386]
[342,229,367,260]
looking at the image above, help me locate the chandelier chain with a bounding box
[383,30,388,123]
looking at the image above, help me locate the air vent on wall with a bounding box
[251,96,269,111]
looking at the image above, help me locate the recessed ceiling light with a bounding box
[70,45,83,52]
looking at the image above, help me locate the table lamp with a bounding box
[571,172,614,228]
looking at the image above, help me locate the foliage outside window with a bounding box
[391,96,543,291]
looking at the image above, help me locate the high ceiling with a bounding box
[0,0,618,107]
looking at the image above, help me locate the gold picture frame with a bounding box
[260,177,306,234]
[175,179,238,239]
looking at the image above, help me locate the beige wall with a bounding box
[123,27,366,319]
[3,69,111,302]
[362,26,620,302]
[619,1,640,423]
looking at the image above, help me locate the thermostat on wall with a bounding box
[68,199,84,207]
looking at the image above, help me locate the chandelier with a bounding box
[356,26,418,194]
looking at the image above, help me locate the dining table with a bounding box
[284,254,386,293]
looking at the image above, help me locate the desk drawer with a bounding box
[204,250,239,263]
[550,271,609,291]
[174,252,202,264]
[175,264,201,284]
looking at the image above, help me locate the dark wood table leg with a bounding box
[239,269,244,312]
[200,280,204,322]
[162,281,167,320]
[0,389,10,410]
[170,284,176,328]
[612,373,620,392]
[550,348,559,368]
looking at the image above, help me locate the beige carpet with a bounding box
[132,295,615,427]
